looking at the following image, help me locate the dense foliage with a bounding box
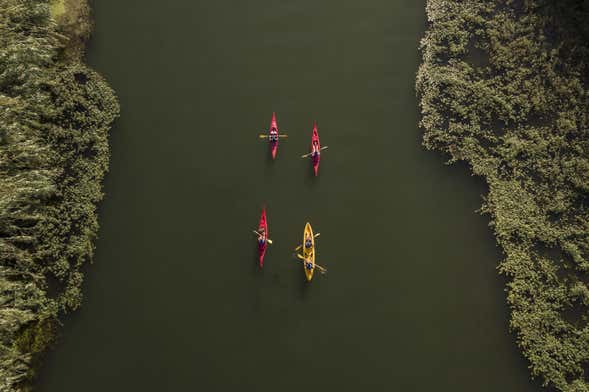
[0,1,118,390]
[417,0,589,390]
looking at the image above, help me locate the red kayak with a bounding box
[259,112,287,159]
[257,207,268,267]
[269,112,279,159]
[311,122,321,175]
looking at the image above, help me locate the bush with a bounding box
[0,1,119,389]
[417,1,589,390]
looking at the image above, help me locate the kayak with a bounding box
[258,207,268,267]
[269,112,279,160]
[302,222,315,281]
[311,122,320,176]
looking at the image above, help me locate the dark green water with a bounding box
[39,1,540,391]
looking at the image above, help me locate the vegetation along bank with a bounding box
[417,0,588,390]
[0,0,119,390]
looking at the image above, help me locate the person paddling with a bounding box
[258,228,266,246]
[269,127,278,142]
[304,234,312,249]
[311,140,320,158]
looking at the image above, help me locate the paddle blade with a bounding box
[259,134,268,139]
[279,134,288,138]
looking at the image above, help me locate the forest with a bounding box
[0,0,119,390]
[417,0,589,390]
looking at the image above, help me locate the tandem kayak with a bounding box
[258,207,268,267]
[311,122,320,176]
[302,222,315,281]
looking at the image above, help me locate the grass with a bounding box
[50,0,65,19]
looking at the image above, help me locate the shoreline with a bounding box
[0,1,119,390]
[417,1,589,390]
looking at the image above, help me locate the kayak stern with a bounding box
[271,143,278,159]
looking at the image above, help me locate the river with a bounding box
[38,1,540,391]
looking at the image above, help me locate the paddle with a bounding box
[252,230,273,244]
[294,232,320,251]
[295,254,327,274]
[259,134,288,139]
[301,146,328,158]
[315,265,328,274]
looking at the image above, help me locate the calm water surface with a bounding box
[39,1,540,391]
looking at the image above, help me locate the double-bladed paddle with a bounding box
[259,133,288,139]
[301,146,328,158]
[295,253,327,274]
[294,232,320,251]
[252,230,273,244]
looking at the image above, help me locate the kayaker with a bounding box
[269,128,278,142]
[258,229,266,246]
[305,261,313,270]
[304,235,312,249]
[312,141,320,158]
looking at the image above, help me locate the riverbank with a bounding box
[0,1,118,390]
[417,0,589,390]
